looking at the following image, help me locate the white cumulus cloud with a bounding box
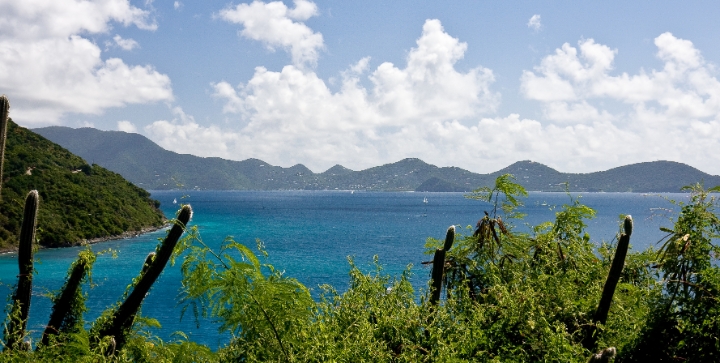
[117,120,137,133]
[147,13,720,175]
[146,19,500,171]
[145,107,240,156]
[517,32,720,173]
[521,33,720,124]
[111,34,140,50]
[219,0,323,67]
[0,0,172,125]
[527,14,541,31]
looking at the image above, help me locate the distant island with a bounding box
[34,126,720,193]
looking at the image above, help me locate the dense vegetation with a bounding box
[0,119,164,249]
[35,126,720,192]
[2,171,718,361]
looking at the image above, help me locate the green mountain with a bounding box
[0,120,164,249]
[34,126,720,193]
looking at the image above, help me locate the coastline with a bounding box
[0,222,170,255]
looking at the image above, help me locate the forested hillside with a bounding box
[0,120,164,249]
[35,126,720,192]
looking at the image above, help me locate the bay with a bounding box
[0,191,687,348]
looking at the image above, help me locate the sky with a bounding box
[2,0,720,175]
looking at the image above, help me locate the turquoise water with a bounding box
[0,191,687,348]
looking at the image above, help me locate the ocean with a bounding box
[0,191,687,348]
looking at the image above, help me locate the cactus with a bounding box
[118,252,155,334]
[95,205,191,351]
[429,248,446,306]
[41,250,96,346]
[4,190,39,350]
[430,226,455,306]
[595,216,633,325]
[0,95,8,201]
[584,215,633,350]
[442,225,455,252]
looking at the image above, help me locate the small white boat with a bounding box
[173,198,177,204]
[423,197,428,204]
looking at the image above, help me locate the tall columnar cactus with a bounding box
[5,190,39,350]
[41,250,96,346]
[442,225,455,252]
[595,215,633,325]
[119,252,156,334]
[430,226,455,306]
[0,95,9,201]
[584,215,633,350]
[96,205,192,351]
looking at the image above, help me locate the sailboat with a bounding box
[173,198,177,204]
[423,197,428,204]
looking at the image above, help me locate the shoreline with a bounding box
[148,189,695,194]
[0,222,170,255]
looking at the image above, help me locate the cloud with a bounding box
[516,32,720,172]
[347,57,370,75]
[0,0,157,39]
[174,1,182,10]
[137,9,720,176]
[117,120,138,133]
[521,33,720,123]
[145,107,240,155]
[0,0,172,125]
[527,14,541,31]
[219,0,323,67]
[143,19,499,171]
[111,34,140,50]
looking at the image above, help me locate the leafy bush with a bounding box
[1,175,718,362]
[618,184,720,362]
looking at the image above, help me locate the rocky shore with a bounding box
[0,222,169,254]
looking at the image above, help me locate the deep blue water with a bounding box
[0,191,688,348]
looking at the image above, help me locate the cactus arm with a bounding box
[41,251,95,346]
[442,225,455,252]
[0,95,8,201]
[16,190,38,323]
[429,248,446,306]
[5,190,39,350]
[97,205,191,350]
[118,252,156,333]
[595,215,633,325]
[430,226,455,306]
[583,216,632,350]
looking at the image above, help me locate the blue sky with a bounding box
[2,1,720,175]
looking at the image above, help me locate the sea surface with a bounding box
[0,191,688,348]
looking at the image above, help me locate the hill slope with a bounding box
[0,120,164,249]
[34,126,720,193]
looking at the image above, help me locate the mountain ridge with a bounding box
[33,126,720,193]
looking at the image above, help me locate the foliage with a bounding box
[0,119,164,249]
[618,183,720,362]
[0,175,718,362]
[176,230,314,361]
[466,173,528,218]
